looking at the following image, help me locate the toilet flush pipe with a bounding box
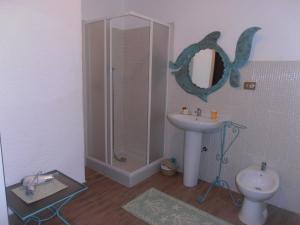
[197,121,246,207]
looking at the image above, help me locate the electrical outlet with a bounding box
[244,81,256,90]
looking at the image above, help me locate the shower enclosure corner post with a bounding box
[163,22,173,158]
[104,19,108,165]
[108,18,113,166]
[146,21,154,165]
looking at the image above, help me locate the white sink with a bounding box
[167,113,224,187]
[167,113,223,132]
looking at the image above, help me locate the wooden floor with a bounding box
[10,168,300,225]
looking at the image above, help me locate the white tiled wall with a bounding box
[165,61,300,213]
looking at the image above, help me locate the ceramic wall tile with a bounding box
[166,61,300,213]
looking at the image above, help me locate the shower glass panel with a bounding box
[110,16,150,171]
[85,20,106,162]
[149,23,169,163]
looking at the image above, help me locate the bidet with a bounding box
[236,165,280,225]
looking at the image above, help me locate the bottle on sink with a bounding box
[181,106,190,115]
[210,110,218,121]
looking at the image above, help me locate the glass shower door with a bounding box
[110,16,150,171]
[149,22,169,163]
[84,20,106,163]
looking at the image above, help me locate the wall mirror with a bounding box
[189,49,224,89]
[169,27,261,102]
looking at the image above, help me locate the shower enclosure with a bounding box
[83,13,169,187]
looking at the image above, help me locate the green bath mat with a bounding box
[123,188,233,225]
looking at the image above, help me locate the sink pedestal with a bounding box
[167,113,223,187]
[184,131,203,187]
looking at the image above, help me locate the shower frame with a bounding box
[83,12,171,187]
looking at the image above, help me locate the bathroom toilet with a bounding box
[236,165,279,225]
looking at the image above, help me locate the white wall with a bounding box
[0,0,85,188]
[0,147,8,225]
[82,0,126,20]
[125,0,300,61]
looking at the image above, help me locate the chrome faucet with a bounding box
[261,162,267,171]
[195,108,202,117]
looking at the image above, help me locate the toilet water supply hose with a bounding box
[197,121,247,208]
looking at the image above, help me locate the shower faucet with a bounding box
[261,162,267,171]
[195,108,202,117]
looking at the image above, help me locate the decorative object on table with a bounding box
[21,171,55,195]
[169,27,261,102]
[6,170,87,225]
[197,121,246,207]
[12,178,68,204]
[123,188,233,225]
[161,158,177,176]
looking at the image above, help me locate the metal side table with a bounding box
[6,170,87,225]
